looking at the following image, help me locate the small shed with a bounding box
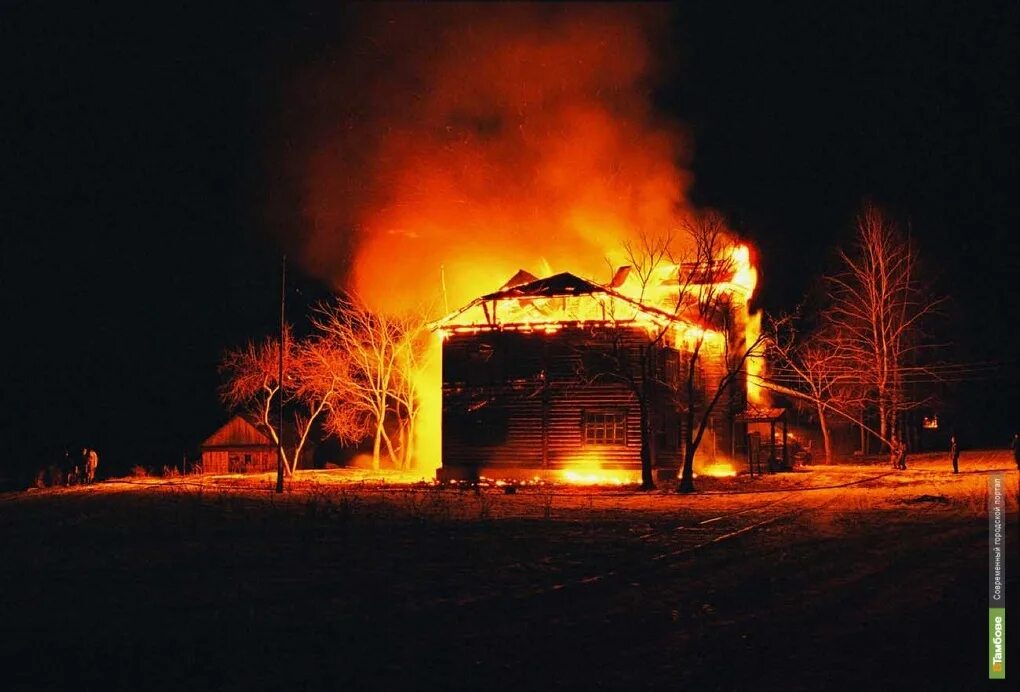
[200,415,277,474]
[736,406,789,475]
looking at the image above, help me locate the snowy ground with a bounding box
[1,451,1017,690]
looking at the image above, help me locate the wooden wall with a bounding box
[201,416,276,474]
[201,448,277,474]
[442,326,684,474]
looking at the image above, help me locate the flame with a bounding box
[410,333,443,474]
[558,456,640,485]
[745,310,766,406]
[696,462,738,478]
[283,6,769,470]
[291,5,685,315]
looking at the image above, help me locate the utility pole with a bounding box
[276,255,286,494]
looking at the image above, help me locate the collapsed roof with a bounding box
[437,270,699,332]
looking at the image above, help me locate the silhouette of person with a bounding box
[85,448,98,484]
[950,433,960,474]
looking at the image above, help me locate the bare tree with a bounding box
[826,203,943,449]
[675,211,766,493]
[765,315,866,463]
[219,331,347,475]
[314,298,430,471]
[588,213,763,492]
[296,336,369,448]
[580,230,689,490]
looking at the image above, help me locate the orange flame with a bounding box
[284,6,768,470]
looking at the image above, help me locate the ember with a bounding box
[696,462,738,478]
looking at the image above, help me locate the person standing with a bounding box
[897,437,908,470]
[85,448,98,485]
[77,447,89,485]
[890,435,901,469]
[950,433,960,474]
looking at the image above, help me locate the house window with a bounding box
[583,410,627,446]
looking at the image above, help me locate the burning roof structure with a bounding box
[439,271,694,334]
[434,244,765,484]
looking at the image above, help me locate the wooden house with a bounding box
[200,415,278,474]
[435,269,751,482]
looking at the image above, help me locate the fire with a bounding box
[410,332,443,474]
[696,462,738,478]
[283,6,768,470]
[558,456,640,485]
[292,5,685,316]
[561,470,639,486]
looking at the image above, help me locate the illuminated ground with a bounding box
[2,452,1017,690]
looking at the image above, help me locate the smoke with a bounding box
[286,3,692,314]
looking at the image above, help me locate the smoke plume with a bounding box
[288,4,691,314]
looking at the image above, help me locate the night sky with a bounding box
[4,2,1018,479]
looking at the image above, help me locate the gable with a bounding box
[202,415,273,448]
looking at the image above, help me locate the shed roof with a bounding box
[202,414,274,449]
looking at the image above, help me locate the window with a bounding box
[583,410,627,446]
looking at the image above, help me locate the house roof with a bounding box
[437,270,696,331]
[498,269,540,291]
[202,414,274,449]
[481,272,604,300]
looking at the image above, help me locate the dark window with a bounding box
[583,410,627,446]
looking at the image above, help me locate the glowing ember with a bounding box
[697,462,737,478]
[561,469,639,485]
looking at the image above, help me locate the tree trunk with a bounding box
[878,398,889,451]
[678,405,696,493]
[404,421,414,470]
[678,353,698,493]
[372,424,382,471]
[817,402,833,464]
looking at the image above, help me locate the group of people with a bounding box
[65,447,99,486]
[893,432,1020,474]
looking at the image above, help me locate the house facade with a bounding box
[435,264,755,482]
[200,415,278,474]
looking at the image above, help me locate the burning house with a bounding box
[435,243,763,483]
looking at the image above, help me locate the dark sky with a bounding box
[3,2,1018,477]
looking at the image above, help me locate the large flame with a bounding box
[288,5,685,314]
[283,6,766,472]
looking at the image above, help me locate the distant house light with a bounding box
[922,415,939,430]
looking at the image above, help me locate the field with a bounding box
[2,452,1017,690]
